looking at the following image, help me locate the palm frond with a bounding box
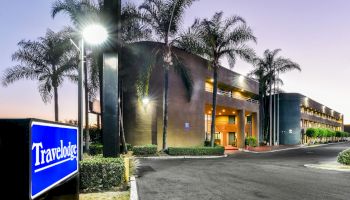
[172,53,193,101]
[2,65,39,86]
[38,80,53,103]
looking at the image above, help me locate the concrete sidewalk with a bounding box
[305,161,350,172]
[241,141,349,153]
[136,154,228,160]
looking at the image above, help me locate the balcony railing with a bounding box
[205,85,259,104]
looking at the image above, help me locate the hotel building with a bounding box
[277,93,344,145]
[121,42,260,149]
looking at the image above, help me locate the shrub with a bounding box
[337,149,350,165]
[80,156,125,192]
[120,143,133,152]
[204,140,220,147]
[88,127,102,143]
[89,143,103,155]
[126,143,133,151]
[132,144,157,156]
[336,131,342,138]
[306,128,318,138]
[167,146,225,156]
[245,136,257,147]
[341,131,350,138]
[317,128,327,138]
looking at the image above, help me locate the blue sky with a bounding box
[1,0,350,123]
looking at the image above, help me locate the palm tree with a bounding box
[2,28,78,122]
[175,12,256,147]
[51,0,151,152]
[51,0,151,43]
[139,0,196,150]
[249,49,301,145]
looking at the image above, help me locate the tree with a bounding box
[2,28,78,121]
[176,12,256,147]
[51,0,151,153]
[52,0,151,43]
[249,49,300,145]
[139,0,196,150]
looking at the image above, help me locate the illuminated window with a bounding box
[215,132,221,139]
[228,115,236,124]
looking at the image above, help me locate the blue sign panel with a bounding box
[30,121,78,199]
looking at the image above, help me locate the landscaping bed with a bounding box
[167,146,225,156]
[80,191,129,200]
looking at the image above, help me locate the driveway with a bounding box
[136,142,350,200]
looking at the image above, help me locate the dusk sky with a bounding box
[1,0,349,123]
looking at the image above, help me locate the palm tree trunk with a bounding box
[119,101,127,153]
[84,60,90,153]
[259,90,264,145]
[273,77,277,145]
[269,77,273,146]
[54,86,59,122]
[162,63,169,150]
[210,67,218,147]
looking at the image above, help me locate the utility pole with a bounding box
[78,38,84,160]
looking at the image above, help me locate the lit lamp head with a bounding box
[142,97,150,106]
[82,24,108,45]
[238,75,244,83]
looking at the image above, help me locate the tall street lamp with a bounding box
[71,24,108,160]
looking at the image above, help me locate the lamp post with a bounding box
[71,24,108,160]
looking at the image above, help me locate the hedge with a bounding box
[89,143,103,155]
[245,136,257,147]
[167,146,225,156]
[337,149,350,165]
[204,140,220,147]
[306,128,350,139]
[306,128,318,138]
[89,143,133,155]
[80,156,125,192]
[87,127,102,143]
[132,144,157,156]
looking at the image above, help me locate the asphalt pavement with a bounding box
[135,142,350,200]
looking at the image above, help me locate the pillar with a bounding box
[237,109,246,149]
[252,112,259,145]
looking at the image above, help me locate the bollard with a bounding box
[124,157,130,182]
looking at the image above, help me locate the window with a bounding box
[246,115,252,124]
[214,132,221,139]
[228,115,236,124]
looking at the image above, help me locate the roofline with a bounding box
[279,93,343,116]
[131,41,258,83]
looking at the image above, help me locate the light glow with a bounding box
[83,24,108,45]
[142,97,150,105]
[238,75,244,82]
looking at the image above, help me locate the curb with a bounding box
[136,154,228,160]
[304,163,350,172]
[130,176,138,200]
[242,141,349,154]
